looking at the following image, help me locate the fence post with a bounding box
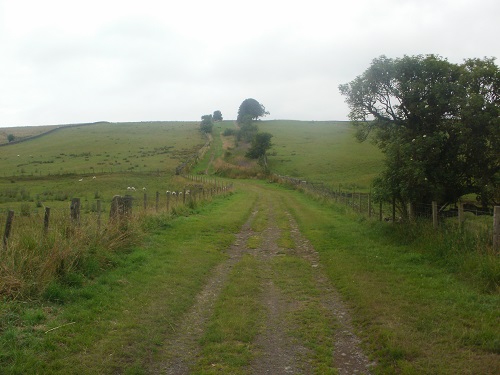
[44,207,51,234]
[432,201,438,229]
[70,198,80,225]
[493,206,499,251]
[379,201,383,221]
[123,195,133,216]
[143,193,147,210]
[183,189,186,204]
[408,202,414,222]
[155,191,160,212]
[358,193,362,213]
[392,196,396,222]
[368,194,372,217]
[166,191,171,212]
[3,210,14,250]
[110,195,121,221]
[95,200,101,231]
[458,202,464,228]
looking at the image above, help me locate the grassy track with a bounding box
[0,120,498,374]
[0,181,498,374]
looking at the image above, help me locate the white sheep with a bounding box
[79,178,83,182]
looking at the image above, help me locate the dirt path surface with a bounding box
[154,197,374,374]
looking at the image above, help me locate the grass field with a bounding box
[261,120,383,189]
[0,121,204,177]
[0,119,497,374]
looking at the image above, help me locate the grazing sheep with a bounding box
[79,178,83,182]
[93,176,96,179]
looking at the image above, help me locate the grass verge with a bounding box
[0,191,254,374]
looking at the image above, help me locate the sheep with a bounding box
[79,178,83,182]
[93,176,96,179]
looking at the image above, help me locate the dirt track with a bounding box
[154,196,374,374]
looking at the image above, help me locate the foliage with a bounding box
[246,132,273,170]
[339,55,500,213]
[213,110,223,121]
[7,134,15,142]
[236,98,269,123]
[200,114,214,133]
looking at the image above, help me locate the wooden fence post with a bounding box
[183,189,186,204]
[70,198,80,225]
[408,202,414,222]
[123,195,133,216]
[44,207,51,234]
[3,210,14,250]
[379,201,383,221]
[143,193,147,210]
[432,201,438,229]
[458,202,464,228]
[493,206,500,251]
[155,191,160,212]
[97,200,102,231]
[166,192,171,212]
[110,195,121,221]
[392,196,396,222]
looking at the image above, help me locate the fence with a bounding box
[275,175,500,250]
[1,177,234,251]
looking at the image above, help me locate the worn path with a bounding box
[154,191,374,374]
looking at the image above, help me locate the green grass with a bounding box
[0,121,204,177]
[261,120,383,189]
[194,254,264,374]
[0,190,254,374]
[279,187,500,374]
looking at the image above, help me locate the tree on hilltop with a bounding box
[200,114,213,133]
[213,110,223,121]
[237,98,269,123]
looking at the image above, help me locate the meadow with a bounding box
[261,120,384,189]
[0,119,498,374]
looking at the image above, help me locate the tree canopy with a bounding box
[213,110,223,121]
[237,98,269,123]
[339,55,500,213]
[200,114,213,133]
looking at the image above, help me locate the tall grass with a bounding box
[0,208,142,300]
[378,218,500,293]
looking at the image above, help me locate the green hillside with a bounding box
[0,121,204,177]
[260,120,383,189]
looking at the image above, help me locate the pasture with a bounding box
[261,120,383,189]
[0,121,206,213]
[0,119,498,374]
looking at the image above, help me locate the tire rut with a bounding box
[154,196,374,374]
[153,209,258,374]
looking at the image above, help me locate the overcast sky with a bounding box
[0,0,499,127]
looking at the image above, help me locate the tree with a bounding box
[246,132,273,170]
[339,55,500,215]
[200,114,213,133]
[213,110,223,121]
[7,134,15,143]
[237,98,269,123]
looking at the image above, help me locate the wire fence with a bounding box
[274,174,500,250]
[1,176,233,251]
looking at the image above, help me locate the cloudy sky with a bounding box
[0,0,499,126]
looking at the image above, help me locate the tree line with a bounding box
[199,98,273,171]
[339,55,500,217]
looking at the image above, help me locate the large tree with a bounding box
[339,55,500,214]
[213,110,223,121]
[237,98,269,123]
